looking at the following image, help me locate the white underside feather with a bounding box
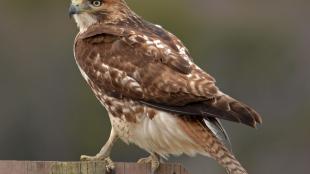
[73,13,97,33]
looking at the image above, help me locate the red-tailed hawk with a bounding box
[69,0,262,173]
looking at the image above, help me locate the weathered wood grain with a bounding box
[0,161,190,174]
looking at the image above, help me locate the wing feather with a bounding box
[74,23,262,127]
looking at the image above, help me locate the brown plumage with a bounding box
[70,0,262,173]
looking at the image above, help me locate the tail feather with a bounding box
[205,126,248,174]
[179,117,249,174]
[213,146,248,174]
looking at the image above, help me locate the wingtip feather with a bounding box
[213,94,262,128]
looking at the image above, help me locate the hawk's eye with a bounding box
[91,0,102,7]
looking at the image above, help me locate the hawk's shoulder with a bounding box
[76,23,193,74]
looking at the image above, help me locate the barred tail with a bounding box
[178,116,249,174]
[207,131,248,174]
[213,148,247,174]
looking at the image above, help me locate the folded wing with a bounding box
[74,24,262,127]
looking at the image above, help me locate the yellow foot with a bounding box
[80,155,115,172]
[137,155,160,173]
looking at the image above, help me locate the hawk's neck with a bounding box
[73,6,143,33]
[73,13,98,33]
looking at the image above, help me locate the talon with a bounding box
[137,154,160,173]
[80,155,97,161]
[104,157,115,172]
[137,157,152,164]
[80,155,115,172]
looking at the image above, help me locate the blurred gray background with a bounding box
[0,0,309,173]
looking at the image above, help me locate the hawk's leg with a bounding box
[80,128,118,172]
[137,153,161,173]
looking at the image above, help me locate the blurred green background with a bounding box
[0,0,309,173]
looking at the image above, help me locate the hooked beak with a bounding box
[69,4,81,18]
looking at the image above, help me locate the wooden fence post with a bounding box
[0,161,191,174]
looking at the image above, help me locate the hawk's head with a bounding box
[69,0,130,32]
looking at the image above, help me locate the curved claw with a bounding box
[104,157,116,172]
[80,155,115,172]
[137,155,160,173]
[80,155,97,161]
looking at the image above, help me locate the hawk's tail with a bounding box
[209,141,247,174]
[205,126,248,174]
[180,117,248,174]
